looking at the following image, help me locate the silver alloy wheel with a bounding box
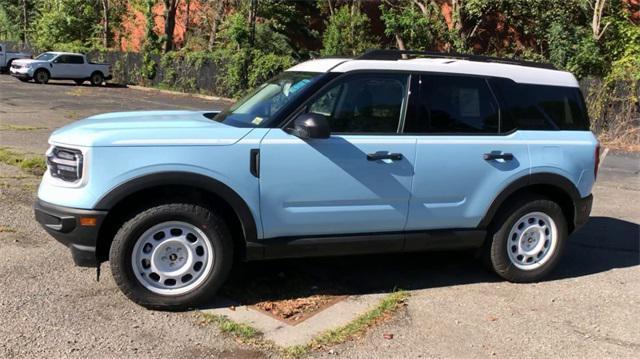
[506,211,558,270]
[132,221,214,296]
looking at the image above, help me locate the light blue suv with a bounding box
[34,50,598,309]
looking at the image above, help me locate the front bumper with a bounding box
[573,194,593,231]
[34,199,107,267]
[10,67,32,78]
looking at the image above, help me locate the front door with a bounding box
[259,72,415,239]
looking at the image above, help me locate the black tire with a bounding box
[109,203,233,310]
[34,69,49,84]
[74,79,84,85]
[482,195,568,282]
[89,71,104,86]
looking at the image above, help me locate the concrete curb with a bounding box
[127,85,235,103]
[201,293,387,347]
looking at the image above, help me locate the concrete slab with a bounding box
[201,293,386,347]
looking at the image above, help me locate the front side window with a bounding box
[214,71,323,128]
[304,73,408,133]
[405,74,499,134]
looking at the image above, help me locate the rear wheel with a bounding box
[109,203,233,310]
[89,72,104,86]
[482,196,568,282]
[34,69,49,84]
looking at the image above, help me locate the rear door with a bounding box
[403,73,530,234]
[259,72,416,239]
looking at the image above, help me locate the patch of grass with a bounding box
[0,226,16,233]
[0,148,47,176]
[0,124,46,131]
[200,313,261,340]
[200,290,409,358]
[281,290,409,358]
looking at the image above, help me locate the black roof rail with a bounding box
[357,49,557,70]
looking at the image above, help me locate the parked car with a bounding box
[10,51,111,85]
[0,43,31,73]
[34,50,597,310]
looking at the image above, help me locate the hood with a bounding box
[12,58,43,66]
[50,110,253,147]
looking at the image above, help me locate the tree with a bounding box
[380,0,447,51]
[101,0,109,48]
[321,2,378,56]
[141,0,161,79]
[162,0,179,52]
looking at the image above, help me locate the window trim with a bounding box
[280,70,412,136]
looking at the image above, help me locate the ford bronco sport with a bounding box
[34,50,597,310]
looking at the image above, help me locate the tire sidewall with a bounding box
[35,69,49,84]
[490,198,568,282]
[110,204,232,310]
[90,72,103,86]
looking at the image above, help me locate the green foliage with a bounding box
[141,0,161,80]
[31,0,103,51]
[380,2,447,51]
[211,12,295,98]
[321,5,378,57]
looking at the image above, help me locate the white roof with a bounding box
[43,51,83,56]
[286,57,578,87]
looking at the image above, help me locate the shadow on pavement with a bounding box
[24,81,127,88]
[212,216,639,307]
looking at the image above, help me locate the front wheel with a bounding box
[34,69,49,84]
[109,203,233,310]
[482,196,568,282]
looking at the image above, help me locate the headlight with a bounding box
[47,147,83,182]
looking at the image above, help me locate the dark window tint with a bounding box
[68,55,84,64]
[306,73,408,133]
[489,78,589,131]
[405,74,499,134]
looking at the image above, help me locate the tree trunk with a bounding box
[163,0,179,53]
[208,0,225,50]
[592,0,610,40]
[101,0,109,48]
[184,0,190,45]
[22,0,28,45]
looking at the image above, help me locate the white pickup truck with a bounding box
[10,52,112,85]
[0,43,31,73]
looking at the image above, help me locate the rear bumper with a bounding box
[573,194,593,231]
[34,199,107,267]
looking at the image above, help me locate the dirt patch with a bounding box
[222,267,347,325]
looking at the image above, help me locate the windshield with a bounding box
[214,71,322,127]
[36,52,57,61]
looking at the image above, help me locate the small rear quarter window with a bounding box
[490,78,590,131]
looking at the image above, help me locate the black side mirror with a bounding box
[290,113,330,139]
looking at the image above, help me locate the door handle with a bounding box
[367,152,403,161]
[483,152,514,161]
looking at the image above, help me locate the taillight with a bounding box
[594,144,601,180]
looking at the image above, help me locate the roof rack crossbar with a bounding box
[357,49,557,70]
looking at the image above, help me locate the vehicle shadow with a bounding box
[24,80,127,88]
[206,216,638,308]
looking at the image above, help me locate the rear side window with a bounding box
[69,55,84,64]
[490,78,589,131]
[404,74,499,134]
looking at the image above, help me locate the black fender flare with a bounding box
[478,172,581,229]
[94,171,258,243]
